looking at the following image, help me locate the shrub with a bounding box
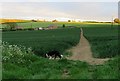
[2,42,40,66]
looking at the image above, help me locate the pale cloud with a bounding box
[0,0,119,2]
[0,2,118,21]
[1,3,74,19]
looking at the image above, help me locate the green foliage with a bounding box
[2,42,40,79]
[3,63,32,79]
[2,24,120,79]
[114,18,120,23]
[2,42,120,79]
[93,56,120,79]
[2,42,40,66]
[68,20,71,22]
[3,22,17,30]
[2,28,80,56]
[1,21,118,29]
[2,42,91,79]
[83,26,119,58]
[62,24,65,28]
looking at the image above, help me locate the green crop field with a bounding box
[83,26,119,58]
[2,28,80,56]
[1,22,80,28]
[1,21,118,29]
[2,23,120,79]
[16,22,116,28]
[2,41,119,79]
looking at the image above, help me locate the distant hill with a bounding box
[0,19,30,24]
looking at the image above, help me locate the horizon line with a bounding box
[0,17,115,22]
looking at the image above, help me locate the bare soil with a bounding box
[67,28,109,65]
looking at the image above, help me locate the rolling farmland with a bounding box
[1,1,120,79]
[1,21,118,29]
[2,36,119,79]
[2,23,119,79]
[2,28,80,56]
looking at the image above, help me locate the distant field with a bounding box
[2,28,80,56]
[1,22,80,28]
[83,26,119,58]
[1,21,118,29]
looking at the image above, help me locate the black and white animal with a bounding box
[45,50,63,59]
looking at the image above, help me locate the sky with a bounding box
[0,1,119,22]
[0,0,119,2]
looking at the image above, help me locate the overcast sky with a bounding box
[0,2,118,21]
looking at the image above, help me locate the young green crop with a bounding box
[83,26,119,58]
[2,42,119,79]
[2,28,80,56]
[1,21,118,29]
[2,42,91,79]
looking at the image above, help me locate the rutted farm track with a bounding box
[67,28,109,65]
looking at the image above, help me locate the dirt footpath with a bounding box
[67,28,109,65]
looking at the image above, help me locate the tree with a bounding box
[52,19,58,22]
[68,20,71,22]
[31,20,37,22]
[5,22,17,30]
[62,24,65,28]
[114,18,120,23]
